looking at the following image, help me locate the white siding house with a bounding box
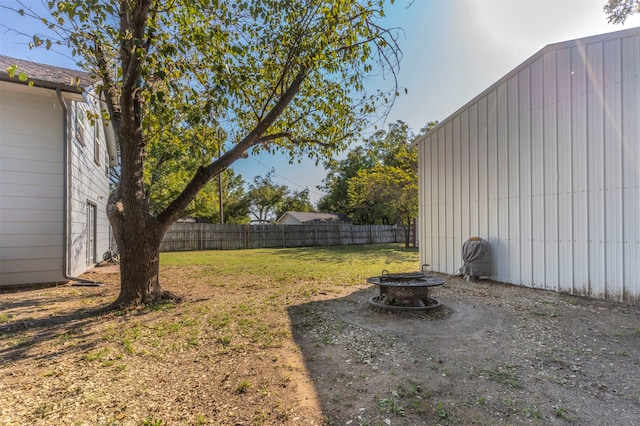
[0,55,117,287]
[413,27,640,303]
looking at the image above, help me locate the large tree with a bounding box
[323,120,437,246]
[220,172,251,225]
[318,120,427,215]
[245,173,289,223]
[319,120,417,222]
[274,188,315,220]
[347,165,417,246]
[345,121,418,245]
[9,0,400,306]
[604,0,640,23]
[317,145,378,213]
[245,172,313,223]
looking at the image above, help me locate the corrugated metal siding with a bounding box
[622,35,640,301]
[416,28,640,302]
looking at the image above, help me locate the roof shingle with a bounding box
[0,54,94,93]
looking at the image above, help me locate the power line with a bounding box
[232,156,325,198]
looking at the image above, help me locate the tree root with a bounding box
[160,290,183,303]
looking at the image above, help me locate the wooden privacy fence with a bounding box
[160,223,408,252]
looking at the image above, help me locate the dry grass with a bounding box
[0,244,418,425]
[2,244,639,425]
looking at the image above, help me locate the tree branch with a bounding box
[157,67,309,228]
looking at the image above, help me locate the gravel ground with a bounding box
[289,274,640,425]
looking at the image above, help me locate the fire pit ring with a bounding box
[367,270,444,312]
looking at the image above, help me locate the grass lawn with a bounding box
[160,244,419,281]
[1,244,419,425]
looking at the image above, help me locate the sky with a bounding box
[1,0,639,204]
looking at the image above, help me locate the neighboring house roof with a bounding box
[276,211,352,224]
[0,54,94,93]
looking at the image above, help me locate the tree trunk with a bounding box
[403,224,410,248]
[108,192,167,307]
[114,225,164,306]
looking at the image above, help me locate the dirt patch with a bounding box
[1,264,639,425]
[290,276,640,424]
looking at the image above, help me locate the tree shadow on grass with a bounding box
[0,304,112,363]
[0,282,179,364]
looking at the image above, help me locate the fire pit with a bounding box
[367,270,444,312]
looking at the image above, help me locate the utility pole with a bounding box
[218,142,224,225]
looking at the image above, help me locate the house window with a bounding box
[86,202,97,266]
[76,109,86,146]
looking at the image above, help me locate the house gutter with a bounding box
[56,88,103,286]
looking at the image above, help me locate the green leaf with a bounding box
[6,65,18,78]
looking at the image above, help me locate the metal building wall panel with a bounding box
[469,103,479,236]
[603,39,624,299]
[543,51,559,291]
[435,133,442,270]
[460,109,471,247]
[419,140,427,268]
[518,67,533,287]
[487,90,499,277]
[444,124,453,273]
[530,57,546,289]
[496,83,510,281]
[507,76,521,284]
[586,42,606,298]
[430,133,440,270]
[452,116,462,274]
[570,44,590,293]
[556,47,575,294]
[419,139,431,270]
[488,89,500,275]
[478,98,489,240]
[437,129,444,270]
[436,128,448,271]
[621,35,639,300]
[445,121,455,272]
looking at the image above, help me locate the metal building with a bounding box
[413,27,639,303]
